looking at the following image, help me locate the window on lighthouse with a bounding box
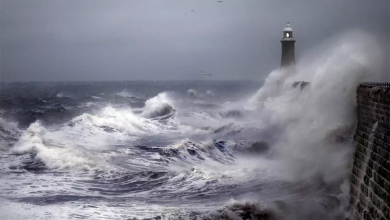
[285,33,290,38]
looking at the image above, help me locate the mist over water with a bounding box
[0,31,384,219]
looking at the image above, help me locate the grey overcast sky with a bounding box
[0,0,389,81]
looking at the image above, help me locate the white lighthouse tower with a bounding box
[280,22,296,69]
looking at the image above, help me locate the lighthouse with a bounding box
[280,22,296,69]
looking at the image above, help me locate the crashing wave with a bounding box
[141,93,176,119]
[11,122,100,171]
[68,107,150,135]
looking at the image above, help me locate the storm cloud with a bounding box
[0,0,389,81]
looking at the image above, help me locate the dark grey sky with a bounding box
[1,0,389,81]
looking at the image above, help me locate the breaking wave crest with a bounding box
[11,122,100,171]
[141,92,176,119]
[69,107,152,135]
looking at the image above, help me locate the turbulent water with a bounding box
[0,31,384,220]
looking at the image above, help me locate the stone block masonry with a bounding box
[349,83,390,220]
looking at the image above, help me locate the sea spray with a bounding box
[241,30,384,219]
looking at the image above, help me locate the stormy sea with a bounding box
[0,31,383,220]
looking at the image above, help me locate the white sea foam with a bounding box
[0,199,164,220]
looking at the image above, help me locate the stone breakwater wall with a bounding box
[349,83,390,220]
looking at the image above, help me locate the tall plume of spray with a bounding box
[246,30,384,219]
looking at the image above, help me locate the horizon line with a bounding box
[0,79,263,83]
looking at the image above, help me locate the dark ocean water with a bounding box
[0,81,348,220]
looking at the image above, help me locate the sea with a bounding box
[0,29,383,220]
[0,77,356,220]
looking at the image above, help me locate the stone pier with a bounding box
[349,83,390,220]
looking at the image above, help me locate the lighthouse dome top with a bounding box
[284,22,293,32]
